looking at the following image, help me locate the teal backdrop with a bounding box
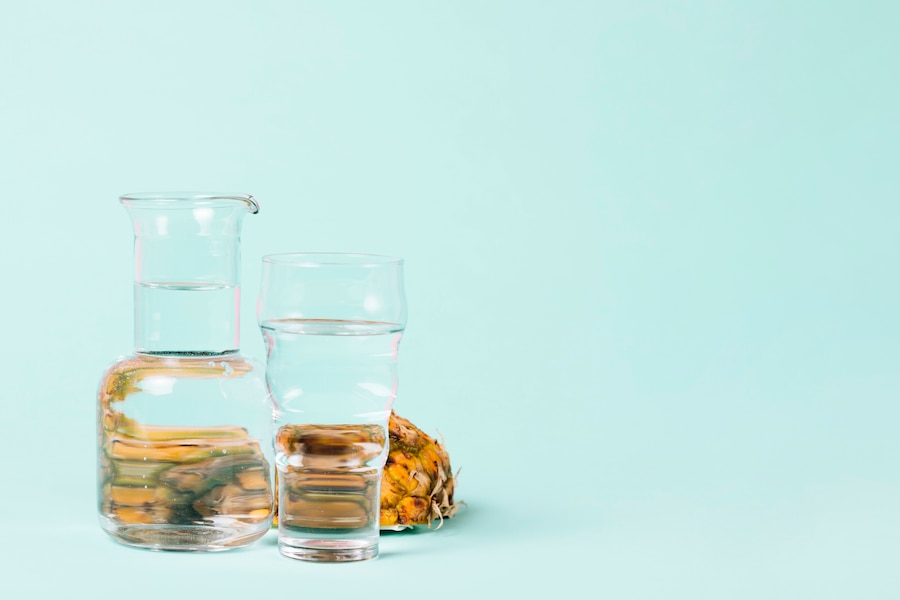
[1,1,898,598]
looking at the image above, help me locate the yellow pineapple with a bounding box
[381,411,461,529]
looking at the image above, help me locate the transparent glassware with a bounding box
[97,193,274,551]
[258,253,407,562]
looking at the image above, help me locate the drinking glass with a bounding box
[257,253,407,561]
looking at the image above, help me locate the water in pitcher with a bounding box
[135,282,240,355]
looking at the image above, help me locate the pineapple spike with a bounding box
[431,501,445,529]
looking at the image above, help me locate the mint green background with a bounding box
[1,1,898,597]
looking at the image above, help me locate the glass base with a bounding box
[100,517,270,552]
[279,539,378,562]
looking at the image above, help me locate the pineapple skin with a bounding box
[380,411,460,528]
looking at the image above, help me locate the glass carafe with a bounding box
[97,193,274,551]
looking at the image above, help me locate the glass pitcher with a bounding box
[97,193,274,551]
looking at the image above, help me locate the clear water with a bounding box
[98,355,274,551]
[261,319,403,561]
[135,282,239,354]
[260,318,403,424]
[276,424,383,558]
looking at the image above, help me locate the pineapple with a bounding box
[380,411,461,529]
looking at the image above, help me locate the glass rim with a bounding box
[119,192,260,214]
[262,252,404,267]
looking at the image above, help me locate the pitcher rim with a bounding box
[119,192,259,214]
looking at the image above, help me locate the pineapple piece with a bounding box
[380,411,461,529]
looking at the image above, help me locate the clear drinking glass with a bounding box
[258,253,407,562]
[97,193,274,551]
